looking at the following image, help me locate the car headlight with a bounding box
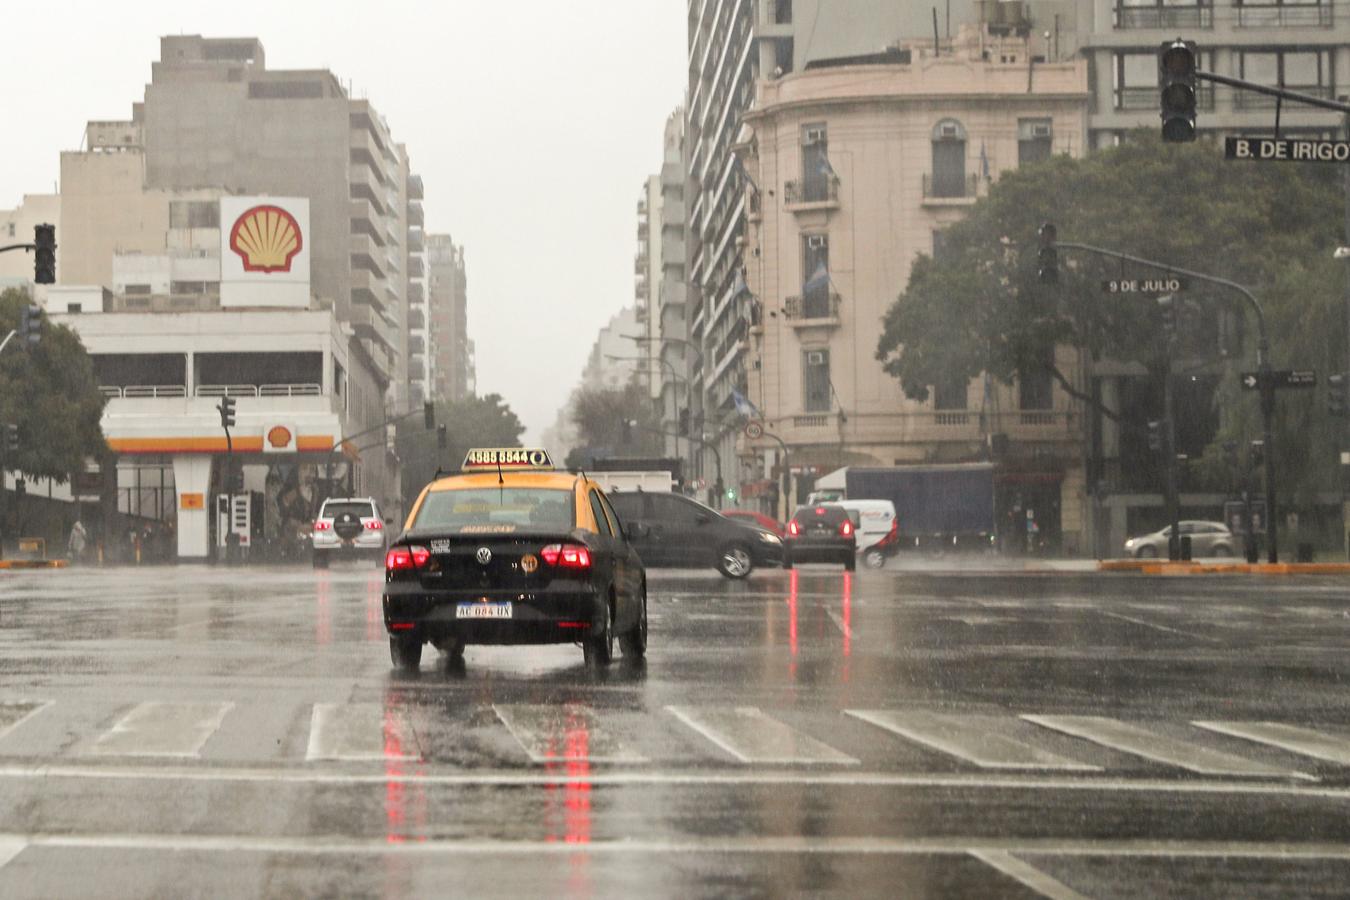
[758,532,782,545]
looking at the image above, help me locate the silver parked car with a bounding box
[1124,520,1235,559]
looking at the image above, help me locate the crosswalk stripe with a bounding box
[305,704,420,762]
[1193,721,1350,767]
[493,704,647,764]
[845,710,1100,771]
[970,849,1090,900]
[92,702,233,758]
[666,706,858,765]
[0,702,49,744]
[1021,715,1312,779]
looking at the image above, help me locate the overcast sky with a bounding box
[1,0,686,442]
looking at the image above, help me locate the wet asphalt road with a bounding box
[1,562,1350,898]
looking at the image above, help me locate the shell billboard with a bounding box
[219,196,311,308]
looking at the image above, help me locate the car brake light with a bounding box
[788,521,801,536]
[314,521,331,531]
[385,545,431,571]
[814,507,826,516]
[840,520,853,537]
[540,543,591,569]
[364,519,383,530]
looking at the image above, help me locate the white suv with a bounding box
[311,497,389,568]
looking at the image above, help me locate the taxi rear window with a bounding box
[412,488,574,532]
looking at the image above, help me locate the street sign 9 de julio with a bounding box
[1101,277,1187,295]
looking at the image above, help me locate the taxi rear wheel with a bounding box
[584,600,614,667]
[389,635,422,672]
[619,590,647,659]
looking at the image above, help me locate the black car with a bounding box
[382,451,646,671]
[606,490,784,579]
[784,504,857,570]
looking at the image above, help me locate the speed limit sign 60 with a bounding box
[744,421,764,440]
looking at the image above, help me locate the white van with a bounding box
[837,499,899,568]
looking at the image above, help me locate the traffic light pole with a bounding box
[1162,359,1182,560]
[1056,239,1280,562]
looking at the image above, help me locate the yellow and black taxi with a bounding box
[383,449,647,671]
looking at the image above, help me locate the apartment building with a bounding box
[656,109,690,461]
[425,234,473,403]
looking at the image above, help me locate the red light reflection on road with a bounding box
[365,576,382,642]
[788,568,799,658]
[541,707,593,896]
[383,699,426,846]
[842,570,853,658]
[314,576,332,646]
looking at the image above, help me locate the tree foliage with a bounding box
[875,132,1345,496]
[566,382,663,466]
[0,288,107,482]
[396,392,525,497]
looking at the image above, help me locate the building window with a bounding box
[803,349,831,412]
[1114,0,1212,30]
[1236,0,1331,28]
[800,123,833,201]
[929,119,968,198]
[1237,50,1334,107]
[801,234,831,318]
[169,201,220,229]
[934,377,968,411]
[773,0,792,24]
[1018,119,1053,165]
[1019,352,1054,410]
[123,284,152,296]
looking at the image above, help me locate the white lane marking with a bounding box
[666,706,858,765]
[825,609,852,639]
[0,763,1348,798]
[306,704,420,762]
[2,832,1350,861]
[846,711,1100,771]
[0,837,24,871]
[1021,715,1312,779]
[1099,611,1205,640]
[1194,721,1350,766]
[970,849,1089,900]
[0,701,51,743]
[493,704,647,764]
[91,702,233,759]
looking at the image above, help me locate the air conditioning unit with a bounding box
[804,128,826,145]
[806,351,826,365]
[806,235,827,250]
[1031,123,1052,139]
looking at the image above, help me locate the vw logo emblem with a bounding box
[476,547,492,566]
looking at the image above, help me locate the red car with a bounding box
[723,509,786,537]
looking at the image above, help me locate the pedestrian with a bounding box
[67,520,88,564]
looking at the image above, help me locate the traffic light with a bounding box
[1249,439,1265,469]
[678,408,690,436]
[218,396,236,430]
[17,305,43,348]
[423,400,435,430]
[1159,39,1198,143]
[437,424,448,450]
[1147,420,1163,453]
[1329,373,1347,416]
[1037,222,1058,284]
[32,224,55,285]
[3,424,18,453]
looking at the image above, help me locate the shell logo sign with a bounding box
[263,424,296,454]
[229,205,303,273]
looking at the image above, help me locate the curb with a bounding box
[1098,559,1350,576]
[0,559,69,570]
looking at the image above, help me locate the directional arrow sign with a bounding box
[1240,370,1316,391]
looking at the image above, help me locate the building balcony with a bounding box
[921,173,981,204]
[350,236,386,277]
[783,178,840,209]
[1234,84,1334,110]
[1115,85,1215,112]
[407,310,425,330]
[407,173,424,200]
[774,409,1078,448]
[634,254,649,275]
[407,201,424,227]
[350,172,390,217]
[350,271,389,315]
[783,293,841,325]
[408,335,425,355]
[1113,4,1212,30]
[407,256,425,278]
[347,300,397,354]
[407,229,424,252]
[349,199,381,235]
[407,282,424,304]
[1236,3,1332,27]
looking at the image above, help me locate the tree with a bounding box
[566,382,663,467]
[0,288,107,482]
[875,132,1344,497]
[396,393,525,498]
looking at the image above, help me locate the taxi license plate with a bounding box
[456,602,512,620]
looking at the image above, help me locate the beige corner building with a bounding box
[738,25,1094,552]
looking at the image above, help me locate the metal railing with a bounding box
[934,412,970,426]
[1234,84,1334,110]
[784,293,842,320]
[783,178,839,205]
[922,172,979,200]
[100,385,188,399]
[793,414,832,428]
[1236,4,1331,28]
[1116,85,1215,111]
[259,383,322,397]
[1114,5,1212,30]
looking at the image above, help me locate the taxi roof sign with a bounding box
[462,448,555,471]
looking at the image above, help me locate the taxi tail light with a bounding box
[840,520,854,537]
[386,545,431,571]
[540,543,592,569]
[313,520,332,532]
[788,520,801,537]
